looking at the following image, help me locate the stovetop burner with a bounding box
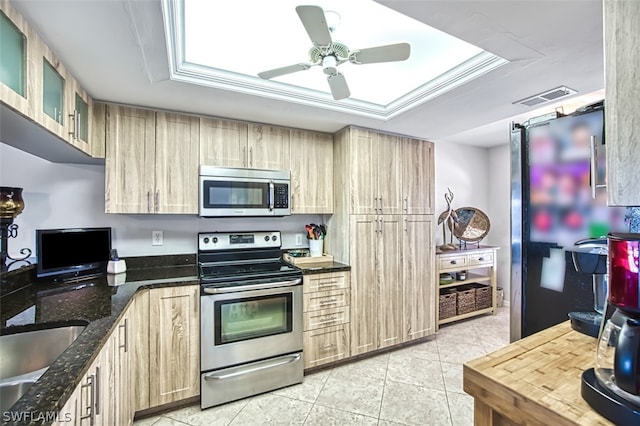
[197,231,301,286]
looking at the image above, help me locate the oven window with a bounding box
[204,181,267,209]
[214,293,293,344]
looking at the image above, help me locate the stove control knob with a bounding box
[264,236,270,242]
[203,237,209,244]
[212,237,218,244]
[272,235,278,241]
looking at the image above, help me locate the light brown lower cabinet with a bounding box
[54,284,200,425]
[148,285,200,406]
[302,272,351,369]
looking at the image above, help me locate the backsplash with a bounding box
[626,207,640,233]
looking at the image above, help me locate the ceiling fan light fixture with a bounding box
[322,55,338,75]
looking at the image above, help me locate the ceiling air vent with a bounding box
[513,86,577,107]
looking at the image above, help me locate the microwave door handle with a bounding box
[269,181,275,211]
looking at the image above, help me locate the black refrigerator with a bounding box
[510,102,628,341]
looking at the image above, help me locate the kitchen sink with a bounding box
[0,324,87,411]
[0,380,37,413]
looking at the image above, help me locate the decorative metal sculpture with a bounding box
[437,187,458,251]
[1,187,31,273]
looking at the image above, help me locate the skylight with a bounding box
[163,0,508,119]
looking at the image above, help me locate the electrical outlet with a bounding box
[295,234,303,246]
[152,230,163,246]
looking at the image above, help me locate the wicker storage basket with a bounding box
[439,289,457,320]
[456,285,476,315]
[475,285,492,310]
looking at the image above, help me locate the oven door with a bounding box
[200,278,302,371]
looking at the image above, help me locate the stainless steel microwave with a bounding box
[199,166,291,217]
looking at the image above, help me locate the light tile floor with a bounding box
[134,307,510,426]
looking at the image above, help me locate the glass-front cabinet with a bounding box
[42,58,64,125]
[66,82,94,154]
[0,5,32,116]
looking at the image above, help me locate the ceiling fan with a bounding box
[257,5,411,100]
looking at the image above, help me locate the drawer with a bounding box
[303,306,350,331]
[468,251,494,267]
[303,289,350,312]
[303,324,350,369]
[438,255,468,271]
[303,272,348,294]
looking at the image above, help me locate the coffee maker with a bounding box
[582,233,640,424]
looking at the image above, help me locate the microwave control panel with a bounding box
[274,184,289,208]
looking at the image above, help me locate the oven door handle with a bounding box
[203,354,302,381]
[202,278,302,294]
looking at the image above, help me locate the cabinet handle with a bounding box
[94,366,100,416]
[478,257,485,261]
[318,316,338,323]
[155,190,159,213]
[319,298,338,305]
[450,260,457,265]
[318,281,338,287]
[249,147,253,167]
[404,218,408,232]
[147,191,152,213]
[404,197,408,212]
[119,318,128,352]
[374,197,379,213]
[242,146,247,167]
[80,375,95,425]
[379,217,383,235]
[379,196,383,214]
[589,135,606,199]
[68,111,77,139]
[291,194,295,212]
[320,343,337,352]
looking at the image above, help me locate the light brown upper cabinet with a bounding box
[350,129,403,215]
[105,105,199,214]
[0,0,35,117]
[402,138,434,215]
[199,119,290,171]
[604,0,640,206]
[289,129,334,214]
[199,117,248,168]
[1,0,101,160]
[248,124,290,170]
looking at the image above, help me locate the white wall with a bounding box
[433,141,490,245]
[487,144,511,304]
[0,143,318,258]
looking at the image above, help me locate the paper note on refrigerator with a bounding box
[540,248,566,292]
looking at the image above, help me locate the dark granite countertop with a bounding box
[0,255,198,425]
[293,261,351,275]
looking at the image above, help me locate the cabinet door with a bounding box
[53,384,80,425]
[0,2,35,117]
[66,80,93,155]
[115,307,133,426]
[376,133,403,215]
[402,138,434,215]
[350,128,377,214]
[105,105,156,213]
[155,112,199,213]
[199,117,248,167]
[133,290,150,412]
[604,0,640,206]
[248,124,290,170]
[303,324,350,369]
[349,215,378,355]
[36,41,68,140]
[290,129,333,214]
[149,285,200,406]
[402,215,435,341]
[377,215,403,349]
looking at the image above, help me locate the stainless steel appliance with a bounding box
[510,102,628,340]
[199,166,290,217]
[198,231,303,409]
[582,233,640,424]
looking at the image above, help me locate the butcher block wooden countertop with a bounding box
[463,321,613,425]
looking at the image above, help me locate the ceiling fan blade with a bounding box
[327,73,350,100]
[295,5,332,47]
[349,42,411,64]
[258,63,312,79]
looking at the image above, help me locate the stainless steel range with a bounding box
[198,231,303,409]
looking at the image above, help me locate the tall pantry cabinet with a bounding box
[328,126,435,356]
